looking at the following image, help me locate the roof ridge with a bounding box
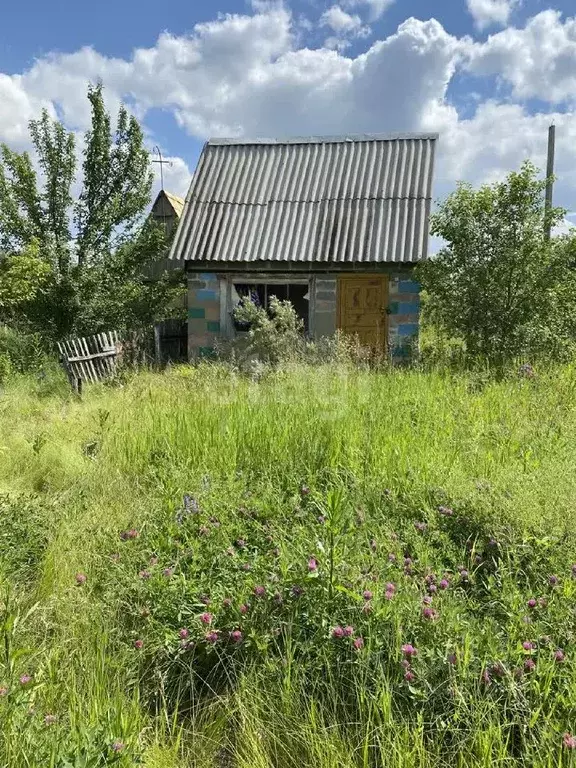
[207,132,439,146]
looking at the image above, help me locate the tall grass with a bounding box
[1,362,576,766]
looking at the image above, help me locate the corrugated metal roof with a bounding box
[170,133,437,264]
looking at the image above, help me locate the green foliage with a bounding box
[231,296,305,366]
[4,366,576,764]
[0,326,49,377]
[0,83,177,344]
[417,162,576,367]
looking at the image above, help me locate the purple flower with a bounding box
[362,590,373,601]
[200,612,213,625]
[19,674,32,686]
[481,669,491,686]
[563,734,576,749]
[206,631,220,644]
[343,625,354,637]
[404,670,415,682]
[139,570,151,580]
[460,570,469,580]
[401,659,411,670]
[439,579,449,590]
[254,585,266,598]
[134,639,143,650]
[385,582,396,593]
[414,522,427,533]
[438,506,454,517]
[447,653,457,665]
[44,714,58,726]
[75,572,87,586]
[179,628,189,639]
[230,630,243,644]
[522,641,533,651]
[422,595,433,606]
[308,558,318,572]
[428,584,438,594]
[549,575,559,587]
[555,649,565,663]
[332,626,345,639]
[404,557,413,568]
[422,607,437,621]
[388,553,396,562]
[163,567,174,578]
[384,589,395,600]
[524,658,536,672]
[401,644,417,658]
[527,598,537,609]
[353,637,365,651]
[424,574,436,586]
[111,740,125,753]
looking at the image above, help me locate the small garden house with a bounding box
[169,132,438,361]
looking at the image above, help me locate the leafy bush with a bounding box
[0,326,51,377]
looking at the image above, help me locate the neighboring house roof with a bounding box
[169,132,438,265]
[151,190,185,220]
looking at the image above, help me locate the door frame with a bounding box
[337,274,389,353]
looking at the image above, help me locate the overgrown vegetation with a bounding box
[2,364,576,766]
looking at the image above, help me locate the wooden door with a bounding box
[337,275,388,352]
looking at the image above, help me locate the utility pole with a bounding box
[544,124,555,241]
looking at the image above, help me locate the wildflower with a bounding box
[200,612,213,625]
[272,548,280,557]
[254,585,266,598]
[563,734,576,749]
[206,631,220,644]
[353,637,365,650]
[549,575,559,587]
[120,529,139,541]
[200,595,211,606]
[111,740,125,753]
[460,569,469,580]
[111,553,121,563]
[209,516,220,527]
[317,515,327,524]
[332,626,345,639]
[240,603,250,615]
[362,590,373,601]
[199,526,209,536]
[149,557,158,566]
[519,363,535,379]
[522,641,534,651]
[291,586,303,598]
[19,674,32,686]
[384,589,395,600]
[422,607,437,621]
[439,579,449,590]
[223,598,232,609]
[474,554,483,564]
[362,602,373,615]
[385,582,396,593]
[401,644,417,658]
[343,626,354,637]
[401,659,411,669]
[44,714,57,726]
[513,667,524,680]
[428,584,438,594]
[75,572,87,586]
[134,640,143,650]
[0,686,7,696]
[183,495,199,513]
[422,595,433,606]
[524,658,536,672]
[230,630,243,644]
[235,539,246,549]
[308,558,318,572]
[404,557,413,568]
[300,485,310,496]
[139,570,151,580]
[179,628,189,639]
[447,653,457,665]
[538,597,548,608]
[404,670,415,682]
[555,649,565,663]
[163,567,174,578]
[424,574,436,586]
[414,522,427,533]
[370,539,377,552]
[140,607,150,618]
[438,506,453,516]
[273,592,283,604]
[388,553,396,562]
[241,563,252,572]
[491,662,505,678]
[527,598,537,609]
[481,669,491,686]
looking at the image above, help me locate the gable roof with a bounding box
[151,189,185,220]
[169,132,438,265]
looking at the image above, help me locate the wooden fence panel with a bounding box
[57,331,120,391]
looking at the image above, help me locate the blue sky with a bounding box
[0,0,575,218]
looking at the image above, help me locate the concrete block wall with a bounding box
[312,276,338,337]
[387,273,421,361]
[187,272,221,359]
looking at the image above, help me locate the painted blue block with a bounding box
[195,289,218,302]
[398,323,419,337]
[398,301,420,315]
[398,280,421,294]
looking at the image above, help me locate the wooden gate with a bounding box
[57,331,120,392]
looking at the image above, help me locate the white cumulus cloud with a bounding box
[466,0,518,30]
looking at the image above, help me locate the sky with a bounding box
[1,0,575,229]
